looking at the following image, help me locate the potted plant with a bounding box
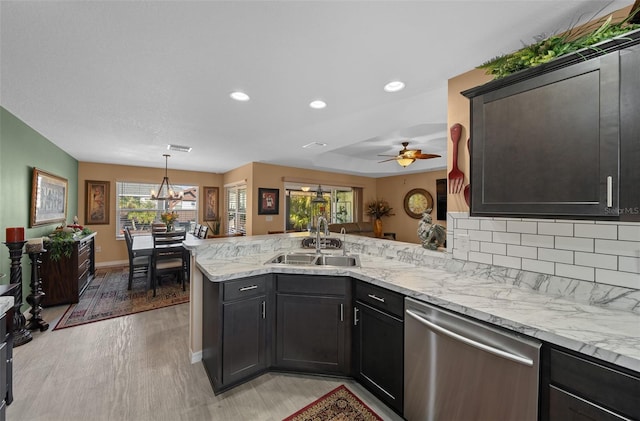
[365,199,394,238]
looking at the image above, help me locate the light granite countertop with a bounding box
[191,233,640,373]
[0,296,14,315]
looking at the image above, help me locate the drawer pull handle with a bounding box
[354,307,359,326]
[340,304,344,322]
[368,294,385,303]
[606,175,613,208]
[261,301,266,319]
[239,285,258,292]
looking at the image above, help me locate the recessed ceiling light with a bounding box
[309,100,327,109]
[384,80,405,92]
[230,91,250,101]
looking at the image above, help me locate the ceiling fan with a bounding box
[378,141,441,167]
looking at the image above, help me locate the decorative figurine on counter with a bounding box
[417,208,446,250]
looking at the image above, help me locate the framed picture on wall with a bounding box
[203,186,219,221]
[258,188,279,215]
[85,180,110,225]
[30,168,68,227]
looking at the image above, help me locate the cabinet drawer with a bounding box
[78,248,89,266]
[77,257,89,273]
[223,276,267,301]
[0,314,5,339]
[355,281,403,318]
[549,348,640,419]
[549,385,627,421]
[0,342,6,403]
[276,275,347,295]
[78,238,92,253]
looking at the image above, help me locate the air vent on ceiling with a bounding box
[167,144,192,153]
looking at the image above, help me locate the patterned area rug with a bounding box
[53,266,189,330]
[283,385,383,421]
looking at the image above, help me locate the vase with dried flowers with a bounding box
[366,199,394,238]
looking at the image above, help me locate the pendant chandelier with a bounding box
[311,185,327,204]
[150,154,183,200]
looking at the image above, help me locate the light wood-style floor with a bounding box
[8,303,404,421]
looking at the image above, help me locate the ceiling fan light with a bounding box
[397,157,415,167]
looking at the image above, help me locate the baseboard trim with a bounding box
[96,260,128,268]
[191,349,202,364]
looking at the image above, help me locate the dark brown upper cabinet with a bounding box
[463,31,640,220]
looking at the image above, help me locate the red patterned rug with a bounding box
[53,266,189,330]
[283,385,383,421]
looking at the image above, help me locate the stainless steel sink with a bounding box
[265,252,360,267]
[314,254,360,267]
[266,252,317,265]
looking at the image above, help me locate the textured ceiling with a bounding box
[1,1,631,177]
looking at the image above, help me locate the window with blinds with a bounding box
[115,181,198,237]
[226,185,247,235]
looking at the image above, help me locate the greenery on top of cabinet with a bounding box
[46,228,92,261]
[479,12,640,79]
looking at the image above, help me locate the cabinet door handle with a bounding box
[368,293,385,303]
[340,304,344,322]
[354,307,359,326]
[239,285,258,292]
[606,176,613,208]
[261,301,266,319]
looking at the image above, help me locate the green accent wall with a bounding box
[1,106,78,309]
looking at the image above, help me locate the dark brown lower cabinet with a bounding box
[41,234,96,306]
[275,275,351,375]
[0,311,7,421]
[541,345,640,420]
[222,295,267,385]
[353,281,404,415]
[202,275,271,394]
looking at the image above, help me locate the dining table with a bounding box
[131,231,198,256]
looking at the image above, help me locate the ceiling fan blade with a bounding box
[414,153,441,159]
[378,157,399,163]
[377,154,401,157]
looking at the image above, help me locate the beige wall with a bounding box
[447,69,492,213]
[81,159,445,263]
[376,170,447,243]
[78,162,221,265]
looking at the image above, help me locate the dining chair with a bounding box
[193,223,202,236]
[152,222,168,233]
[151,230,188,297]
[124,227,151,291]
[198,225,209,239]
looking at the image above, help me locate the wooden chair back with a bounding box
[152,222,167,233]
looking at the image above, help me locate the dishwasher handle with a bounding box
[406,309,533,367]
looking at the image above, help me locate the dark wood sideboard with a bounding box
[40,233,96,307]
[0,283,18,414]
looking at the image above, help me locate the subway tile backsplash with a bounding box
[448,212,640,292]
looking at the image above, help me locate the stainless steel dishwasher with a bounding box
[404,298,541,421]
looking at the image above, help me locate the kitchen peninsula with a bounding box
[186,232,640,417]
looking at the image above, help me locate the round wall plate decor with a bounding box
[404,188,434,219]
